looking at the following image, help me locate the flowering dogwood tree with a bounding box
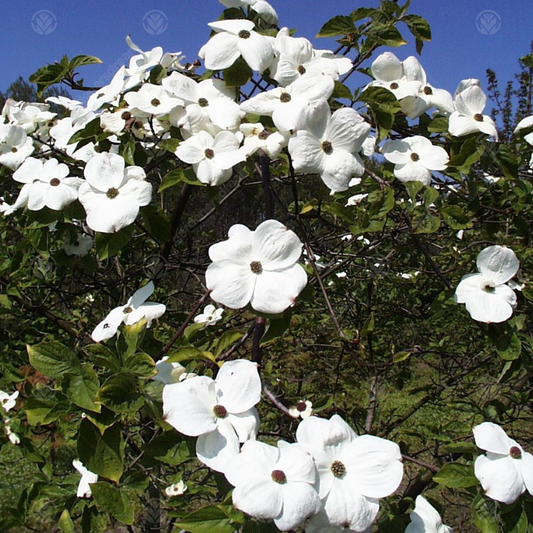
[1,1,533,532]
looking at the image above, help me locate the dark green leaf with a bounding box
[141,205,171,244]
[98,373,144,414]
[78,420,125,482]
[433,462,478,488]
[27,341,80,379]
[91,482,134,525]
[317,15,355,38]
[223,57,253,87]
[63,363,101,412]
[174,505,238,533]
[142,431,195,465]
[472,493,499,533]
[95,225,135,260]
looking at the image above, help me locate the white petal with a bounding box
[196,422,240,472]
[473,422,513,454]
[84,152,125,191]
[206,261,255,309]
[227,408,260,442]
[162,376,217,436]
[208,224,253,263]
[253,220,303,270]
[251,265,307,314]
[474,453,524,504]
[274,482,320,531]
[215,359,261,413]
[199,32,240,71]
[477,245,519,285]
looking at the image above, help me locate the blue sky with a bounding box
[1,0,531,104]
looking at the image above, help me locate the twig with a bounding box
[262,383,292,417]
[252,317,266,365]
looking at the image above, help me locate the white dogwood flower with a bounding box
[153,357,187,385]
[473,422,533,504]
[455,245,519,323]
[72,459,98,498]
[288,400,313,419]
[79,152,152,233]
[381,135,449,186]
[0,390,18,412]
[449,84,498,139]
[176,130,245,186]
[163,359,261,472]
[165,480,187,497]
[289,99,370,193]
[224,439,321,531]
[12,157,84,211]
[206,220,307,315]
[296,414,403,533]
[199,19,274,73]
[91,281,166,342]
[405,496,452,533]
[0,125,34,169]
[194,304,224,326]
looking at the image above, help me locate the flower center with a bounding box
[280,92,292,103]
[49,178,61,187]
[330,460,346,478]
[11,147,18,153]
[481,281,496,292]
[296,401,307,412]
[474,113,484,122]
[238,30,251,39]
[213,404,228,418]
[510,446,522,459]
[121,111,132,120]
[198,97,209,107]
[106,187,119,199]
[123,306,133,314]
[204,148,215,159]
[410,152,420,162]
[151,98,161,107]
[322,140,333,155]
[390,82,399,90]
[271,470,287,484]
[250,261,263,274]
[423,86,433,95]
[297,65,306,75]
[258,130,270,140]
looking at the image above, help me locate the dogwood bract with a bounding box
[454,245,519,323]
[72,459,98,498]
[199,19,274,73]
[296,414,403,532]
[91,281,166,342]
[224,439,321,531]
[194,304,224,326]
[163,359,261,472]
[381,135,449,186]
[473,422,533,504]
[79,152,152,233]
[288,99,371,193]
[405,496,452,533]
[206,220,307,314]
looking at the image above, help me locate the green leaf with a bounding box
[350,7,374,22]
[427,116,449,133]
[496,333,521,361]
[317,15,355,37]
[214,330,244,357]
[359,86,401,113]
[27,341,80,379]
[141,205,171,244]
[413,213,441,234]
[25,389,70,425]
[166,346,216,364]
[95,225,135,260]
[119,134,136,165]
[67,117,101,145]
[402,14,432,41]
[123,352,156,378]
[332,81,352,100]
[78,420,125,482]
[372,24,407,47]
[448,137,483,172]
[174,505,238,533]
[120,319,147,358]
[63,363,101,412]
[158,169,183,192]
[97,373,144,414]
[404,180,425,201]
[441,205,473,230]
[223,57,253,87]
[261,314,292,344]
[29,61,68,95]
[69,55,103,69]
[360,313,375,338]
[472,493,499,533]
[501,504,528,533]
[84,344,121,373]
[58,509,75,533]
[91,482,134,525]
[142,431,195,465]
[433,462,478,488]
[158,138,180,153]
